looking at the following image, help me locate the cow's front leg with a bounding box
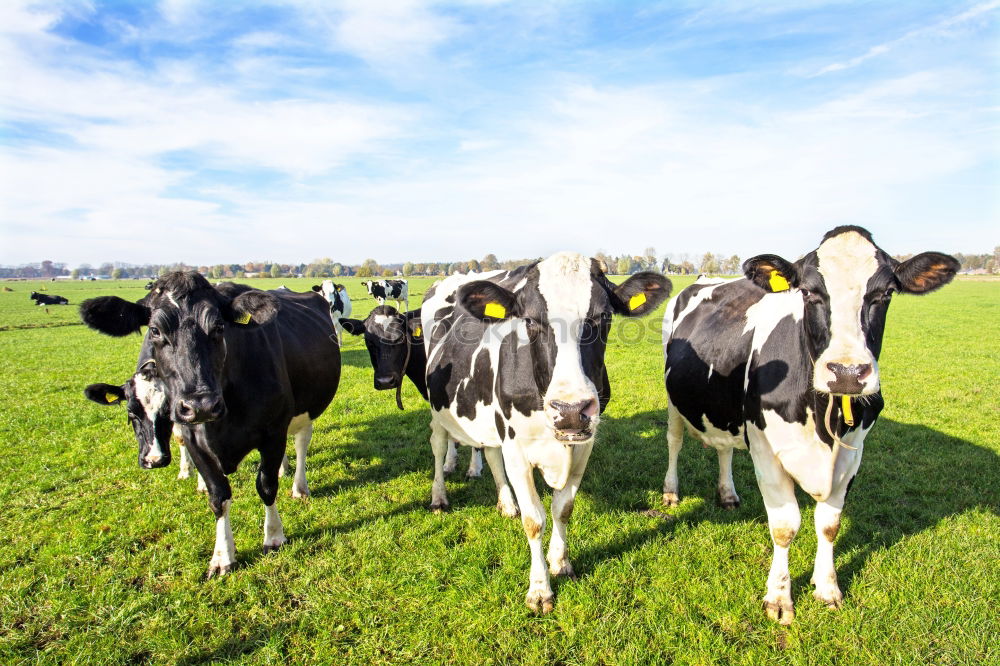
[466,447,483,478]
[502,445,552,613]
[749,439,800,625]
[483,446,518,517]
[257,445,287,553]
[290,421,312,498]
[547,442,593,579]
[429,420,450,511]
[177,441,193,480]
[663,399,684,507]
[185,443,236,577]
[812,442,863,609]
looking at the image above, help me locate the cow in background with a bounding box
[312,280,352,343]
[362,279,408,310]
[31,291,68,305]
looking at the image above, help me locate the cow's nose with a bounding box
[825,363,872,394]
[549,399,597,430]
[374,375,397,390]
[176,396,226,423]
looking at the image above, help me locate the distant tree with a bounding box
[111,267,125,279]
[402,262,415,276]
[467,259,481,273]
[594,250,611,273]
[723,255,741,275]
[158,266,169,277]
[481,254,499,271]
[270,264,281,278]
[700,252,720,275]
[381,268,394,277]
[356,266,372,278]
[643,247,657,272]
[70,268,80,279]
[413,263,426,275]
[680,261,695,275]
[616,257,630,275]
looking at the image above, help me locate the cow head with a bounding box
[84,361,173,469]
[312,280,349,316]
[79,272,280,424]
[744,226,958,396]
[458,252,671,443]
[341,306,426,396]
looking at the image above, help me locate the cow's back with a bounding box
[271,290,341,420]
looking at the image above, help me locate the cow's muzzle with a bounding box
[550,399,597,443]
[140,452,171,469]
[175,395,226,424]
[374,374,400,390]
[825,363,872,395]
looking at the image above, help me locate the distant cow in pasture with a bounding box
[80,273,341,576]
[362,279,408,310]
[312,280,352,343]
[661,226,958,624]
[422,253,671,613]
[30,291,68,305]
[340,305,483,477]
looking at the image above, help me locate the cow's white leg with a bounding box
[196,473,208,493]
[262,502,287,554]
[812,440,864,609]
[483,446,517,517]
[443,439,459,474]
[502,444,552,614]
[716,446,741,509]
[177,442,193,480]
[749,438,800,625]
[466,447,483,478]
[291,422,311,498]
[663,399,684,507]
[207,499,235,577]
[278,453,291,478]
[429,420,450,511]
[547,442,593,578]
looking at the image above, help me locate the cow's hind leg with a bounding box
[483,446,517,517]
[443,439,459,474]
[466,447,483,478]
[663,399,684,507]
[716,446,741,509]
[290,421,312,498]
[257,444,287,554]
[547,442,593,579]
[502,444,552,613]
[749,438,801,625]
[429,420,450,511]
[278,453,291,478]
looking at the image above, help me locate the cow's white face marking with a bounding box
[813,232,880,395]
[535,253,601,426]
[373,314,393,331]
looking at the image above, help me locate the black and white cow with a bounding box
[80,272,341,576]
[661,226,958,624]
[311,280,352,343]
[30,291,69,305]
[362,279,408,310]
[340,305,484,477]
[423,252,671,613]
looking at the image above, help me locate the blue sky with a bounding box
[1,0,997,266]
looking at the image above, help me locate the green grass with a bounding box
[0,276,997,664]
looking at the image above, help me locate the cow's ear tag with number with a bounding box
[842,396,855,427]
[628,292,647,311]
[484,303,506,319]
[768,270,790,292]
[105,393,119,404]
[413,325,422,338]
[233,311,252,325]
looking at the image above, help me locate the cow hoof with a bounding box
[206,562,234,579]
[430,499,450,513]
[443,462,457,475]
[813,588,843,609]
[177,470,191,480]
[718,496,741,510]
[262,542,285,555]
[291,485,310,499]
[663,492,680,508]
[549,561,577,580]
[763,599,795,625]
[465,468,482,479]
[525,590,555,614]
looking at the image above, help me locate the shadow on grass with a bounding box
[574,408,1000,598]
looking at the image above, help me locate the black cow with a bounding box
[340,305,484,477]
[80,273,340,576]
[30,291,68,305]
[661,226,958,624]
[362,279,408,309]
[422,253,671,613]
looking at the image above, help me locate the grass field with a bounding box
[0,275,997,664]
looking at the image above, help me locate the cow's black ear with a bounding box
[80,297,150,336]
[339,318,365,336]
[458,281,517,321]
[405,309,423,339]
[743,254,799,293]
[229,290,280,327]
[895,252,959,295]
[610,272,672,317]
[84,383,125,406]
[311,285,322,292]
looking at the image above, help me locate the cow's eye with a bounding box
[148,326,161,339]
[212,322,225,336]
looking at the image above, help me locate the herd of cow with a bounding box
[79,226,958,624]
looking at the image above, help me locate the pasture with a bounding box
[0,276,997,664]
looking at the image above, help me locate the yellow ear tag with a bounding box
[413,325,422,338]
[234,311,252,325]
[483,302,506,319]
[768,270,790,292]
[842,395,855,427]
[628,292,647,311]
[105,393,118,404]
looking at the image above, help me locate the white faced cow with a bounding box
[661,226,958,624]
[423,252,671,613]
[362,279,408,310]
[312,280,352,343]
[340,305,484,478]
[80,273,340,577]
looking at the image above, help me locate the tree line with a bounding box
[3,246,998,280]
